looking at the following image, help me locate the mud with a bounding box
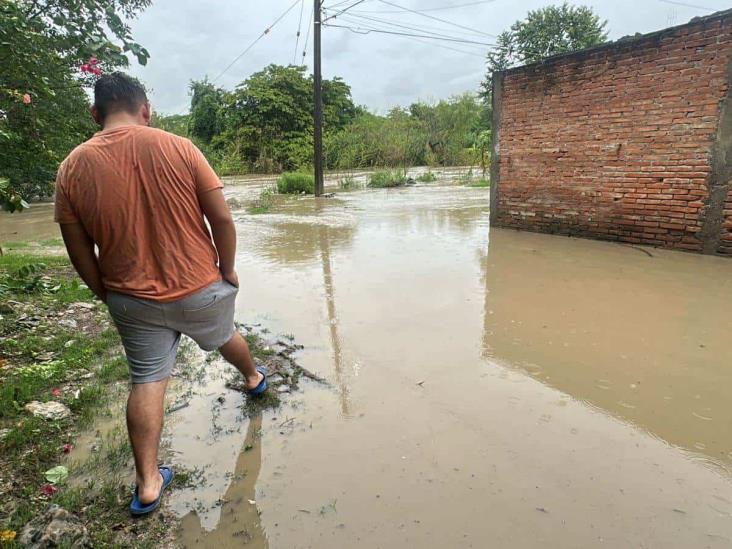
[3,171,732,548]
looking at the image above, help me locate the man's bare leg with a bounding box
[219,331,264,391]
[127,378,168,504]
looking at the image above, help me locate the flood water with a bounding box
[3,175,732,547]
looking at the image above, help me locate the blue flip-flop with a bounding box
[248,366,268,396]
[130,466,174,516]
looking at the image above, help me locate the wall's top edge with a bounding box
[500,8,732,77]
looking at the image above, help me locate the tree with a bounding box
[188,80,225,144]
[482,3,608,112]
[0,0,151,210]
[193,65,358,173]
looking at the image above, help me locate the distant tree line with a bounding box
[153,64,488,175]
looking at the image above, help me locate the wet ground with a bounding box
[2,171,732,547]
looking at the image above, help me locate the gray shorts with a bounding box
[107,280,238,384]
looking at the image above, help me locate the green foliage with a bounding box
[486,3,608,74]
[0,0,151,201]
[249,186,276,214]
[277,172,314,195]
[151,112,190,137]
[416,171,437,183]
[189,79,224,144]
[190,65,356,174]
[468,178,490,188]
[368,170,407,188]
[0,177,29,213]
[0,262,49,295]
[326,95,483,170]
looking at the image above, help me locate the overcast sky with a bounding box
[126,0,729,115]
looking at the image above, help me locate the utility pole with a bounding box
[313,0,324,196]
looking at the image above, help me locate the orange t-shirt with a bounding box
[54,125,223,301]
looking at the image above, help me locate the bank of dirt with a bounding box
[0,251,311,547]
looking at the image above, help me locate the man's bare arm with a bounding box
[59,223,107,302]
[198,188,238,287]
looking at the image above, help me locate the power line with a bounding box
[343,14,483,47]
[339,11,488,44]
[301,3,315,66]
[355,0,497,14]
[393,33,487,58]
[325,0,364,9]
[323,22,494,45]
[656,0,715,11]
[213,0,302,82]
[323,0,369,22]
[376,0,496,38]
[293,0,306,65]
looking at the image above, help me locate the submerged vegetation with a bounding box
[277,172,315,195]
[416,171,437,183]
[368,170,408,189]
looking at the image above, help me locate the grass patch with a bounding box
[277,172,314,195]
[416,171,437,183]
[468,178,490,188]
[0,253,153,545]
[368,170,407,188]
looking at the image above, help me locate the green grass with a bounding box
[0,253,139,542]
[277,172,315,195]
[468,178,490,188]
[368,170,407,188]
[416,171,437,183]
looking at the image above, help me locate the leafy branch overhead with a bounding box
[485,3,608,76]
[0,0,151,208]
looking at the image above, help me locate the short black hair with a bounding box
[93,72,148,120]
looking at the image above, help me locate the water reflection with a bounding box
[179,414,267,548]
[318,223,351,416]
[482,228,732,467]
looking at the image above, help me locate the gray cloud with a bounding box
[128,0,729,115]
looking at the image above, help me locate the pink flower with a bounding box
[51,388,61,397]
[22,94,31,105]
[89,57,98,65]
[62,444,73,454]
[41,484,59,496]
[93,67,102,76]
[80,64,90,73]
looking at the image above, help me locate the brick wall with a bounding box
[490,10,732,255]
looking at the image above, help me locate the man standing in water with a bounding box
[54,72,267,516]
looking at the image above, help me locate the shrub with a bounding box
[416,171,437,183]
[368,170,407,188]
[248,186,276,214]
[277,172,314,194]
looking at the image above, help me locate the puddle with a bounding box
[5,174,732,547]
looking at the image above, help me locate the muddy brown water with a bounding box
[2,173,732,548]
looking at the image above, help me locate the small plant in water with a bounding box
[368,170,407,188]
[416,171,437,183]
[248,186,276,214]
[277,172,315,195]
